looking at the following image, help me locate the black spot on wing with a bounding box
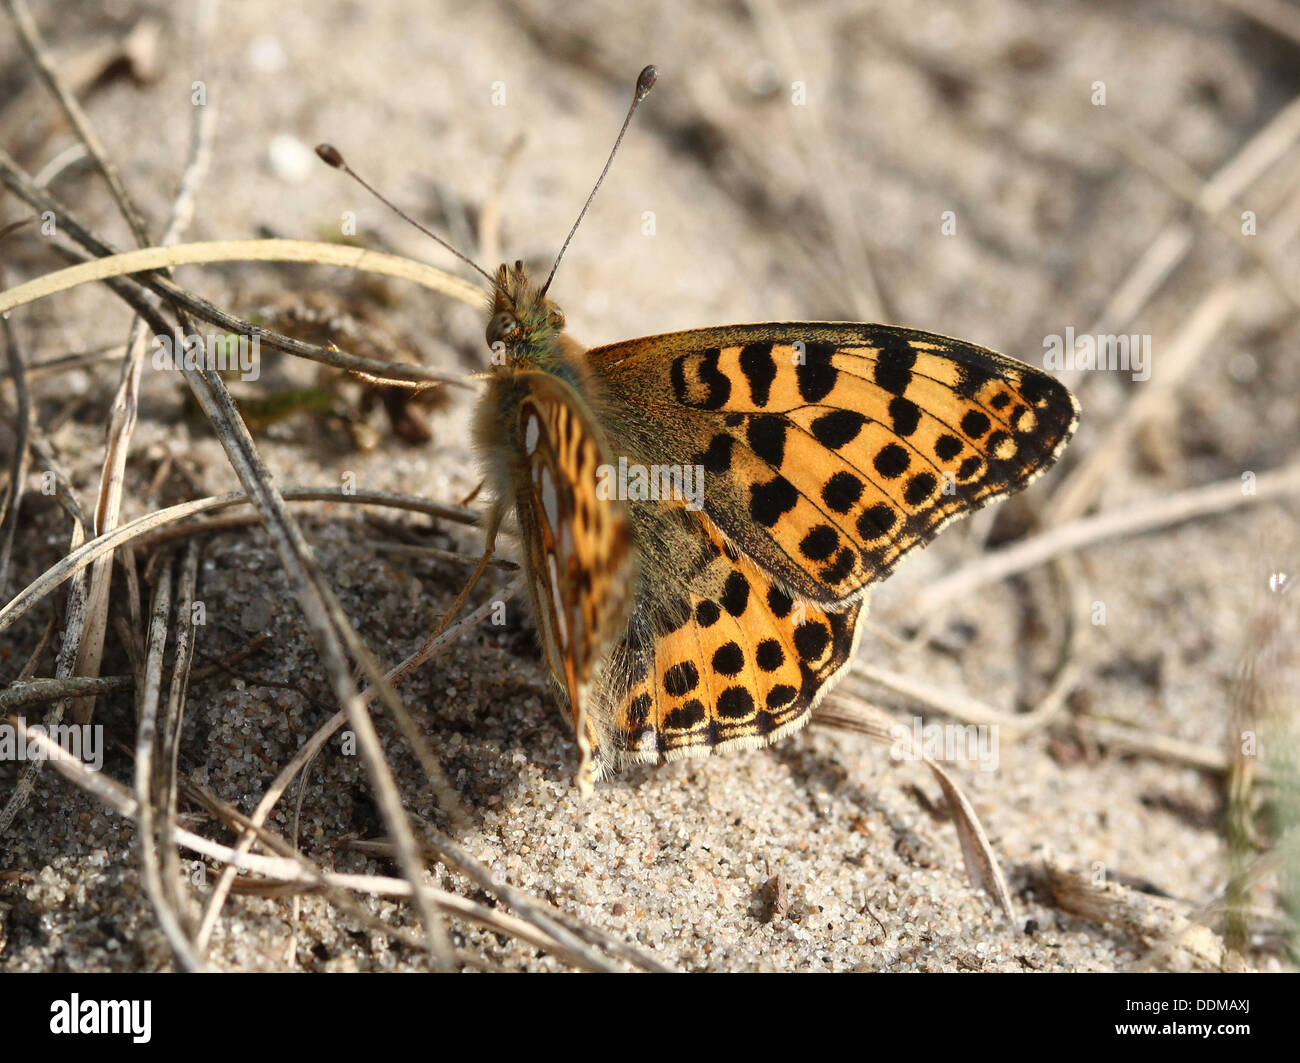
[664,700,705,730]
[934,434,963,461]
[712,642,745,676]
[856,503,896,539]
[746,415,787,466]
[797,341,838,402]
[820,547,856,585]
[821,471,864,513]
[695,599,720,627]
[626,693,651,726]
[694,433,734,474]
[873,337,916,395]
[799,524,839,561]
[664,661,700,697]
[697,348,730,410]
[810,409,866,449]
[961,410,991,438]
[873,444,909,479]
[904,472,937,505]
[766,684,798,710]
[717,686,756,719]
[721,571,751,616]
[889,396,920,437]
[672,349,731,410]
[739,342,777,407]
[750,476,799,527]
[670,354,688,403]
[756,638,784,672]
[793,620,831,662]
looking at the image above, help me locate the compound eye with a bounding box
[548,308,565,331]
[486,312,519,346]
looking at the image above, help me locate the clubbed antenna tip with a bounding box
[539,64,659,298]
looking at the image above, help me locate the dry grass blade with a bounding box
[0,487,478,637]
[1086,90,1300,337]
[0,233,482,388]
[69,10,218,726]
[1075,718,1231,774]
[1036,854,1237,970]
[159,540,201,936]
[0,504,90,834]
[12,209,464,966]
[1048,282,1236,525]
[1217,0,1300,50]
[69,315,147,725]
[0,314,30,598]
[850,664,1008,730]
[0,143,479,389]
[815,694,1016,920]
[1098,116,1300,310]
[910,457,1300,618]
[133,556,204,971]
[924,757,1017,922]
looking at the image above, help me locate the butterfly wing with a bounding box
[580,323,1076,767]
[590,502,863,767]
[494,371,635,792]
[588,323,1078,606]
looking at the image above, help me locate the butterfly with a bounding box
[388,67,1078,795]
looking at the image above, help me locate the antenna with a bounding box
[538,64,657,298]
[315,143,502,291]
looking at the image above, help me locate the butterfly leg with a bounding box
[437,501,504,638]
[382,503,504,690]
[458,478,485,507]
[575,705,600,798]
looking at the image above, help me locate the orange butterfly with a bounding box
[324,66,1078,795]
[467,70,1077,793]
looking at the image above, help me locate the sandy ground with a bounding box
[1,0,1297,972]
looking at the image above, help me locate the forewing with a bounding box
[510,372,634,790]
[588,323,1078,606]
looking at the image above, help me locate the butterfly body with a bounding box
[472,257,1079,793]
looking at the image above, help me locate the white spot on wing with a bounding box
[540,467,559,531]
[558,521,573,572]
[524,415,540,454]
[548,553,568,647]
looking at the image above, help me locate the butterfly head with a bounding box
[486,260,567,370]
